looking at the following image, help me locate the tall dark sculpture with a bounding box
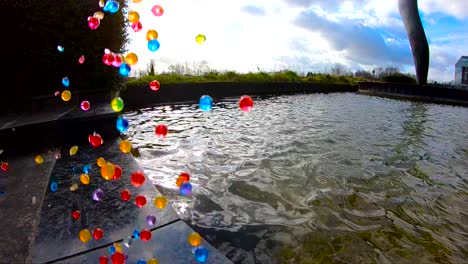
[398,0,430,85]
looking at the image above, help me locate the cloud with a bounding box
[241,5,267,16]
[419,0,468,20]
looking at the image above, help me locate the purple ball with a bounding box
[180,182,192,196]
[146,215,156,226]
[93,188,104,201]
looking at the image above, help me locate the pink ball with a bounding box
[151,5,164,16]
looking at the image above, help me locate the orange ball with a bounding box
[128,11,140,23]
[101,162,115,180]
[187,232,202,247]
[154,196,167,209]
[146,30,158,41]
[97,157,106,167]
[125,53,138,66]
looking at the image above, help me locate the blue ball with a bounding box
[148,39,160,52]
[116,117,129,133]
[194,247,209,263]
[119,63,131,77]
[109,245,116,254]
[104,0,119,13]
[50,181,58,192]
[199,95,213,111]
[180,182,192,196]
[83,164,92,174]
[62,77,69,87]
[136,260,147,264]
[133,228,140,239]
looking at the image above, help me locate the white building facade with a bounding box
[455,56,468,85]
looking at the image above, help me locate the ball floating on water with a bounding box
[69,146,78,156]
[116,117,129,133]
[61,90,71,102]
[103,0,119,13]
[131,171,146,187]
[57,45,64,52]
[155,124,168,138]
[99,256,108,264]
[1,163,9,172]
[35,155,44,164]
[180,182,192,196]
[148,39,160,52]
[111,97,124,112]
[199,95,213,111]
[121,190,131,201]
[187,232,202,247]
[196,34,206,44]
[94,11,105,20]
[101,163,115,180]
[146,30,158,40]
[146,215,156,226]
[93,188,104,201]
[89,133,103,148]
[80,174,90,185]
[239,95,253,112]
[119,140,132,153]
[79,229,92,243]
[119,63,131,77]
[131,22,142,32]
[125,52,138,65]
[113,164,122,180]
[88,16,100,30]
[62,77,69,87]
[194,247,209,263]
[50,181,58,192]
[81,100,91,111]
[149,80,160,91]
[93,228,104,240]
[154,196,167,209]
[72,210,81,220]
[147,259,158,264]
[151,5,164,16]
[135,195,147,207]
[139,229,151,241]
[103,53,114,65]
[128,11,140,23]
[111,252,125,264]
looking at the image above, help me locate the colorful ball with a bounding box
[97,157,106,167]
[1,163,9,172]
[125,52,138,65]
[147,259,158,264]
[131,22,142,32]
[110,252,125,264]
[112,54,123,67]
[119,139,132,153]
[61,90,71,102]
[35,155,44,164]
[196,34,206,44]
[89,134,103,148]
[155,124,168,138]
[103,53,114,65]
[78,55,85,64]
[93,188,104,201]
[93,228,104,240]
[194,247,209,263]
[131,171,146,187]
[94,11,104,20]
[69,146,78,156]
[111,97,124,112]
[50,181,58,192]
[113,165,122,180]
[80,174,90,185]
[88,16,100,30]
[199,95,213,111]
[149,80,160,91]
[116,117,129,132]
[146,215,156,226]
[127,11,140,23]
[239,95,253,112]
[62,77,70,87]
[81,100,90,111]
[180,182,192,196]
[146,30,158,40]
[79,229,92,243]
[99,256,108,264]
[151,5,164,16]
[136,260,147,264]
[121,190,131,201]
[101,163,115,180]
[135,195,147,208]
[187,232,202,247]
[148,39,160,52]
[139,229,152,241]
[119,63,131,77]
[72,210,80,220]
[103,0,120,13]
[154,196,167,209]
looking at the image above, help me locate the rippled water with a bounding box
[125,93,468,264]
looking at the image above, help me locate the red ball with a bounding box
[131,22,142,32]
[139,229,152,241]
[93,228,104,240]
[1,162,9,172]
[239,95,254,112]
[113,165,122,180]
[111,252,125,264]
[103,53,114,66]
[131,171,146,187]
[135,195,147,208]
[149,80,160,91]
[99,256,109,264]
[89,134,103,148]
[155,124,168,138]
[72,210,81,220]
[121,190,131,201]
[179,172,190,182]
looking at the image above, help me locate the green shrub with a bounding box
[382,74,417,84]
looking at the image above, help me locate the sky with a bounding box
[126,0,468,82]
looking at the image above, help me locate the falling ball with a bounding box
[196,34,206,44]
[112,54,123,67]
[147,259,159,264]
[70,183,79,192]
[121,190,131,201]
[111,97,124,112]
[176,172,190,187]
[136,260,147,264]
[119,140,132,153]
[199,95,213,111]
[239,95,253,112]
[83,164,92,174]
[99,0,105,8]
[110,252,125,264]
[103,53,114,65]
[119,63,131,77]
[97,157,106,167]
[131,22,142,32]
[146,30,158,40]
[80,174,90,185]
[149,80,160,91]
[88,16,100,30]
[93,228,104,240]
[99,256,108,264]
[151,5,164,16]
[154,196,167,209]
[35,155,44,164]
[69,146,78,156]
[113,165,122,180]
[101,163,115,180]
[146,215,156,226]
[81,100,90,111]
[116,117,129,133]
[78,55,85,64]
[187,232,202,247]
[57,45,64,52]
[194,247,209,263]
[62,77,70,87]
[125,52,138,66]
[135,195,147,207]
[50,181,58,192]
[127,11,140,23]
[139,229,152,241]
[131,171,146,187]
[61,90,71,102]
[133,228,140,239]
[103,0,120,13]
[155,124,168,138]
[72,210,81,220]
[180,182,192,196]
[79,229,92,243]
[1,162,9,172]
[94,11,105,20]
[148,39,160,52]
[89,134,103,148]
[93,188,104,201]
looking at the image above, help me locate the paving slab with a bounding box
[31,140,179,263]
[54,220,233,264]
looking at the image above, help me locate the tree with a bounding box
[355,70,373,79]
[330,63,349,76]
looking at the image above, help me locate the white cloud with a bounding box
[419,0,468,20]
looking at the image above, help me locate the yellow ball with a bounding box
[119,140,132,153]
[128,11,140,23]
[69,146,78,156]
[97,157,106,167]
[196,34,206,44]
[35,155,44,164]
[146,30,158,41]
[125,53,138,66]
[94,11,104,20]
[111,97,124,112]
[70,183,79,191]
[101,162,115,180]
[114,242,123,252]
[79,229,91,243]
[99,0,105,7]
[132,0,142,2]
[80,174,90,185]
[61,90,71,101]
[187,232,202,247]
[147,259,159,264]
[154,196,167,209]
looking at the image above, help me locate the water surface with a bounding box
[125,93,468,264]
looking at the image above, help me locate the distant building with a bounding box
[455,56,468,85]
